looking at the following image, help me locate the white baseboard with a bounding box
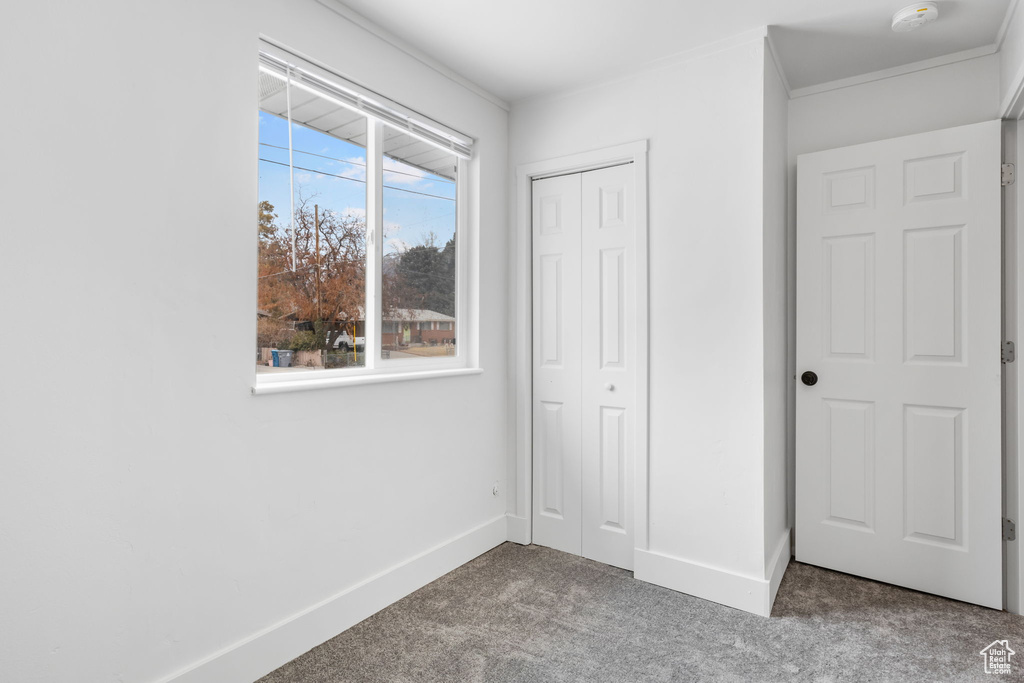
[635,535,791,618]
[160,515,507,683]
[506,514,530,545]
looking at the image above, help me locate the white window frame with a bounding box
[253,40,478,395]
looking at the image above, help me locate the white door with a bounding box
[796,120,1003,609]
[533,163,636,570]
[581,165,636,570]
[532,172,583,556]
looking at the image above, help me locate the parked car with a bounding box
[330,331,365,352]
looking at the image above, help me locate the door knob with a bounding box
[605,383,615,391]
[800,371,818,386]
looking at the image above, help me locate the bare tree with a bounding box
[258,196,367,350]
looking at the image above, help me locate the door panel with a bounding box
[903,404,963,546]
[532,174,582,556]
[582,164,635,570]
[823,234,874,360]
[538,401,567,518]
[823,398,874,530]
[598,406,626,530]
[904,226,963,363]
[796,120,1002,609]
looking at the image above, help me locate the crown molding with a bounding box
[789,44,997,100]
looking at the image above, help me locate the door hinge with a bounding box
[1003,163,1016,186]
[1003,341,1016,364]
[1004,518,1017,542]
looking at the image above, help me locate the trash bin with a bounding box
[271,349,280,367]
[277,350,293,368]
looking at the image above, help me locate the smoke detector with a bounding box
[892,3,938,33]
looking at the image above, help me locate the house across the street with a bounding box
[382,308,455,346]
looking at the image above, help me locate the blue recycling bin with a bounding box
[271,349,280,367]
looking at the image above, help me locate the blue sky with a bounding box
[258,111,456,256]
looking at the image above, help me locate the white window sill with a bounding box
[252,367,483,396]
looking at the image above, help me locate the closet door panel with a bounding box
[532,174,583,555]
[581,164,635,570]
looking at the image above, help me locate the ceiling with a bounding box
[332,0,1013,102]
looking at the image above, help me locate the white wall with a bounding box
[511,34,786,610]
[0,2,508,682]
[762,45,790,577]
[789,54,1001,159]
[1001,0,1024,113]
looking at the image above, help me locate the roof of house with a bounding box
[335,307,455,322]
[385,308,455,322]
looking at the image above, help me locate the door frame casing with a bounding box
[1006,118,1022,615]
[1002,79,1024,615]
[509,140,650,554]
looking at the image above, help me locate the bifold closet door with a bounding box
[532,173,583,556]
[532,164,635,571]
[580,164,635,571]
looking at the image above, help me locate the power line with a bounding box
[259,157,455,202]
[260,142,455,185]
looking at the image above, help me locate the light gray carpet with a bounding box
[259,543,1024,682]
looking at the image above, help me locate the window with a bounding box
[255,41,472,385]
[438,321,453,331]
